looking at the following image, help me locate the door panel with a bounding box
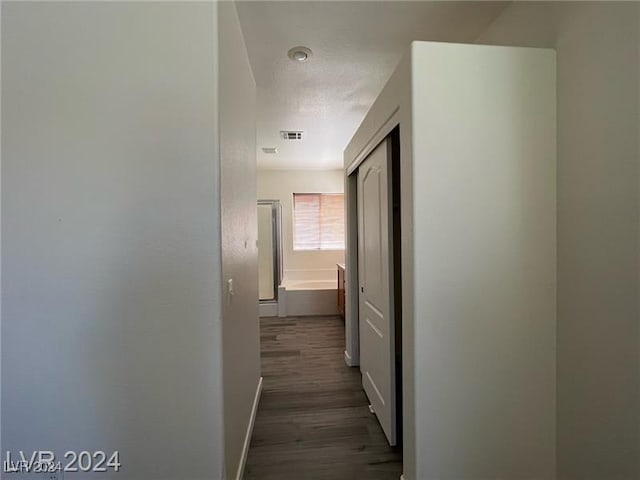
[357,137,396,445]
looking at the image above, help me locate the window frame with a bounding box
[292,192,346,252]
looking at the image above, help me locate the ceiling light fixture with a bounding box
[288,46,312,63]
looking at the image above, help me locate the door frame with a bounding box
[355,134,402,446]
[344,109,400,368]
[258,199,282,303]
[343,62,414,478]
[346,121,403,439]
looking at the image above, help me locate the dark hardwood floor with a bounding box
[245,315,402,480]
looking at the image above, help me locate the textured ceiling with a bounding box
[236,1,509,170]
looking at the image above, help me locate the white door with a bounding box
[357,137,396,445]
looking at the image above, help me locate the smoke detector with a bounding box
[262,147,278,154]
[287,46,312,63]
[280,131,304,141]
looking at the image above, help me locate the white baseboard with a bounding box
[344,350,359,367]
[259,302,278,317]
[344,350,353,366]
[236,376,263,480]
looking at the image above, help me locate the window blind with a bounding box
[293,193,345,250]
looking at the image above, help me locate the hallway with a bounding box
[245,316,403,480]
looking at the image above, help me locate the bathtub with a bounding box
[278,278,338,317]
[284,280,336,290]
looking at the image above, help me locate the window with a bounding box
[293,193,345,250]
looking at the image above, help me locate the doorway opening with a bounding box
[247,141,403,477]
[390,127,403,448]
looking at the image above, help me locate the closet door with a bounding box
[357,137,396,445]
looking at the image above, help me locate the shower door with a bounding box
[258,200,282,302]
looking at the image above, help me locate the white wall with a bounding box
[2,3,224,479]
[345,41,556,480]
[257,169,345,281]
[411,42,557,480]
[219,2,261,479]
[477,4,640,478]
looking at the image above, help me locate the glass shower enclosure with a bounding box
[257,200,282,302]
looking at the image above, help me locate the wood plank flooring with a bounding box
[245,316,402,480]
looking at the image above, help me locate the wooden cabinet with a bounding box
[337,263,346,318]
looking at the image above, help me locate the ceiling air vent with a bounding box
[262,147,278,154]
[280,131,303,141]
